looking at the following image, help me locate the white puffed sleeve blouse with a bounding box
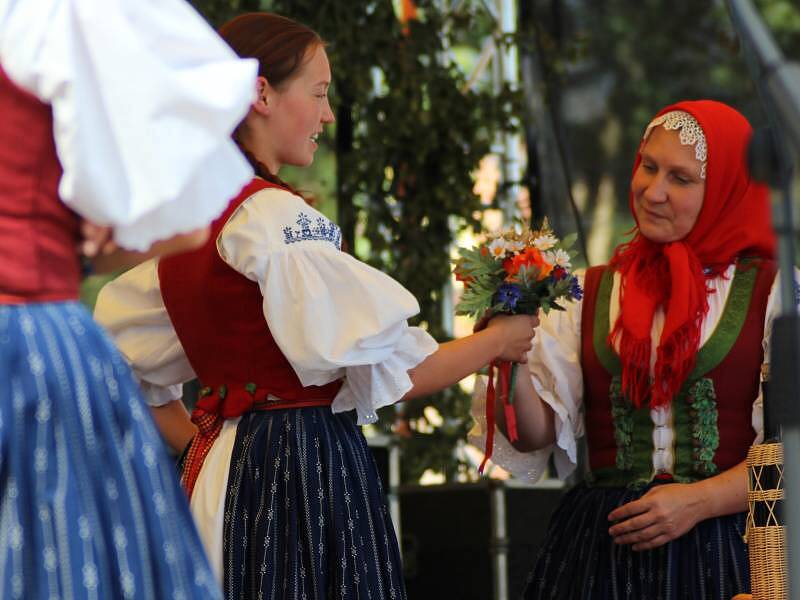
[0,0,257,249]
[95,186,439,425]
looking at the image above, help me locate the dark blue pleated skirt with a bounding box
[222,407,405,600]
[523,481,750,600]
[0,302,220,600]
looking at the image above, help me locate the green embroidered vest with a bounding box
[580,259,776,487]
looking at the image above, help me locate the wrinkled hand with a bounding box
[607,483,707,551]
[485,313,539,363]
[79,220,117,258]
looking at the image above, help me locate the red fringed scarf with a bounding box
[609,100,775,409]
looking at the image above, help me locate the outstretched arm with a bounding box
[402,313,538,400]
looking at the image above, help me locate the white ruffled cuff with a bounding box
[468,373,579,482]
[468,375,551,482]
[138,380,183,408]
[332,327,438,425]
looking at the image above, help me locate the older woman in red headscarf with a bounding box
[471,100,783,598]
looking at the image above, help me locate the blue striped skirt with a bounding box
[221,407,405,600]
[523,481,750,599]
[0,302,220,599]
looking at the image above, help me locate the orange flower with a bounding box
[455,270,474,286]
[454,259,474,286]
[503,247,553,281]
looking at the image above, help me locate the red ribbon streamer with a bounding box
[503,362,519,443]
[479,360,518,474]
[478,361,497,474]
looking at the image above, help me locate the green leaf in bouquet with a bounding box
[455,246,505,279]
[550,277,572,297]
[515,266,531,288]
[516,264,540,285]
[455,278,497,318]
[455,295,493,318]
[461,276,499,297]
[491,301,511,314]
[560,232,578,250]
[541,300,566,315]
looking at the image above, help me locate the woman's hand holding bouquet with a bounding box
[454,220,582,471]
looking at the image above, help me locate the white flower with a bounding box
[545,249,571,269]
[505,239,525,254]
[533,234,558,251]
[487,238,508,258]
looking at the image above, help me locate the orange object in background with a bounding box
[400,0,417,23]
[399,0,417,35]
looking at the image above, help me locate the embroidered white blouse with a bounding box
[470,265,793,484]
[0,0,257,249]
[95,186,440,425]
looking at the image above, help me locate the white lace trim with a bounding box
[643,110,708,179]
[332,326,438,425]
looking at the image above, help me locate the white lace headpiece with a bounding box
[642,110,708,179]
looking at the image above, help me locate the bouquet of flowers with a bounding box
[453,220,582,472]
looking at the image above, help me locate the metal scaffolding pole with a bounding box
[497,0,523,222]
[726,1,800,596]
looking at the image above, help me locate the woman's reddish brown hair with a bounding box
[219,13,324,190]
[219,13,323,90]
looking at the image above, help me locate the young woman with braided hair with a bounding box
[96,12,537,599]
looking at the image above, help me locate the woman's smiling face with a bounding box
[263,44,335,172]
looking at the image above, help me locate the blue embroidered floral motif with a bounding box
[283,212,342,249]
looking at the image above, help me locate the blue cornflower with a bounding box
[496,283,522,310]
[570,276,583,301]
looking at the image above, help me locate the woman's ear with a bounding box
[252,75,271,116]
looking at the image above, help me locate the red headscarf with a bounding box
[609,100,775,409]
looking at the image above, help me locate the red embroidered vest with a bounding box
[158,178,342,416]
[580,259,775,485]
[0,66,81,302]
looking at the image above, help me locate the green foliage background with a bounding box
[187,0,519,482]
[519,0,800,240]
[170,0,800,483]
